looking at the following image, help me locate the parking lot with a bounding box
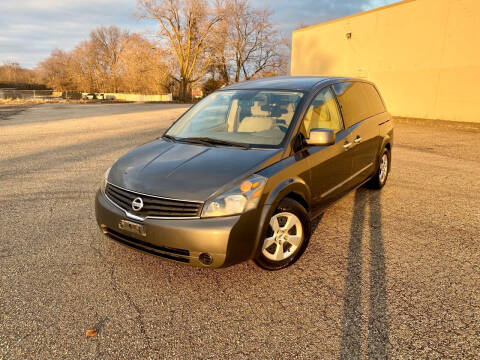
[1,103,479,359]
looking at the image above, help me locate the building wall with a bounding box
[291,0,480,123]
[101,93,173,102]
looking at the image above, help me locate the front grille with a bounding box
[105,183,202,218]
[105,228,190,263]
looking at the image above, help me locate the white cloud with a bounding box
[362,0,400,11]
[0,0,399,68]
[0,0,156,68]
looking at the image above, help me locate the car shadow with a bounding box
[339,188,389,359]
[0,103,190,125]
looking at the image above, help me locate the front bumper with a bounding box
[95,190,260,267]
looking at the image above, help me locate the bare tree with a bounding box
[90,26,128,92]
[38,26,171,94]
[209,6,230,84]
[0,61,41,89]
[137,0,222,100]
[219,0,288,83]
[37,50,74,90]
[0,61,20,84]
[33,1,289,96]
[119,34,170,93]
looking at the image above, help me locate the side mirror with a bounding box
[306,128,335,146]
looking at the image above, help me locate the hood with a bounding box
[108,139,281,202]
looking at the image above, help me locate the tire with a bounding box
[367,147,391,189]
[254,198,311,270]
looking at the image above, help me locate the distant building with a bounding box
[291,0,480,123]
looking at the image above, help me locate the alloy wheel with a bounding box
[262,212,304,261]
[379,153,388,184]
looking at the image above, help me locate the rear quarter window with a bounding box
[361,83,386,116]
[333,82,386,128]
[332,82,370,128]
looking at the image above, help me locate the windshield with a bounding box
[165,90,304,147]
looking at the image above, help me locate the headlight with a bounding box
[201,174,267,218]
[100,167,111,193]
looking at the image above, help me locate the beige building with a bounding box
[291,0,480,123]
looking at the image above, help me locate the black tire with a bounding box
[367,147,391,189]
[254,198,311,271]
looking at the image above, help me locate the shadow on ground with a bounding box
[339,188,389,359]
[0,103,189,125]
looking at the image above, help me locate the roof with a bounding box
[221,76,351,92]
[293,0,415,34]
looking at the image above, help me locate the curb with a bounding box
[393,117,480,132]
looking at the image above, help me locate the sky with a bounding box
[0,0,399,69]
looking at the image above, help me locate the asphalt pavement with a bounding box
[1,103,479,359]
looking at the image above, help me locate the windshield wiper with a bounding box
[162,134,177,142]
[178,137,250,149]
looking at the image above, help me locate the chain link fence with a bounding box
[0,89,173,102]
[0,89,83,100]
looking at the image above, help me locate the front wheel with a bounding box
[254,198,311,270]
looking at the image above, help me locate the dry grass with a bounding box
[0,98,50,105]
[0,97,71,105]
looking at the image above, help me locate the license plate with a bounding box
[118,220,146,236]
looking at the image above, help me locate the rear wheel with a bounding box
[255,198,311,270]
[367,147,391,189]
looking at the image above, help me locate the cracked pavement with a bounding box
[1,103,479,359]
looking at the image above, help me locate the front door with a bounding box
[301,86,355,209]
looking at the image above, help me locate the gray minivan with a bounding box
[95,76,393,270]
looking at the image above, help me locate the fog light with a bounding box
[199,253,213,265]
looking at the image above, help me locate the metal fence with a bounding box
[0,89,72,100]
[0,89,173,102]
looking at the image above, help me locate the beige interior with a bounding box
[226,99,239,132]
[279,103,295,125]
[250,101,269,116]
[303,97,342,135]
[238,117,274,132]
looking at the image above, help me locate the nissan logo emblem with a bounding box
[132,197,144,211]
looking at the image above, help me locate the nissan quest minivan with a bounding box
[95,76,393,270]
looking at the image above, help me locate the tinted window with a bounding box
[333,82,370,128]
[302,87,343,135]
[361,83,386,116]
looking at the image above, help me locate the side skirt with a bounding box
[309,175,374,220]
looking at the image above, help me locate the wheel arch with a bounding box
[264,176,311,209]
[250,177,311,259]
[375,135,393,169]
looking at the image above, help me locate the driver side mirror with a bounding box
[306,128,335,146]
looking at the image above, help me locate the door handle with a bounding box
[343,142,352,150]
[354,136,362,144]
